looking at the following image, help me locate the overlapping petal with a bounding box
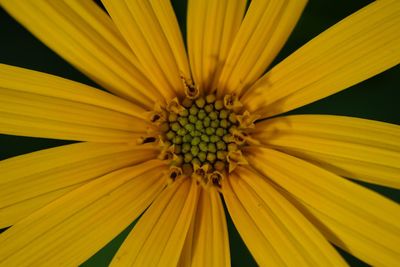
[102,0,190,100]
[223,168,347,266]
[253,115,400,188]
[242,0,400,118]
[187,0,246,94]
[110,178,199,267]
[178,188,230,267]
[0,142,158,228]
[0,64,152,142]
[0,160,168,267]
[0,0,163,107]
[246,147,400,266]
[218,0,307,96]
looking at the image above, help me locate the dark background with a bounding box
[0,0,399,266]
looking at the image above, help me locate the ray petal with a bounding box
[187,0,247,94]
[218,0,307,96]
[246,147,400,266]
[110,178,199,267]
[0,160,168,267]
[242,0,400,118]
[0,0,163,107]
[223,168,347,266]
[178,188,230,267]
[253,115,400,188]
[0,142,158,228]
[0,64,151,142]
[102,0,190,100]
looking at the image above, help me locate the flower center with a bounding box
[149,91,257,188]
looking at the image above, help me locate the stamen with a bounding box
[227,150,248,172]
[158,145,176,160]
[193,163,210,185]
[149,102,167,125]
[224,94,242,110]
[185,85,199,99]
[209,171,224,188]
[237,111,260,129]
[167,98,185,114]
[230,128,246,145]
[181,75,199,99]
[169,166,182,182]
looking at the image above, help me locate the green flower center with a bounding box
[166,94,238,169]
[150,92,254,188]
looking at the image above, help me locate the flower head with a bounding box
[0,0,399,266]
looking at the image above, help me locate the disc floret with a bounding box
[154,93,252,188]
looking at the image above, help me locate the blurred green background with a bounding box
[0,0,398,266]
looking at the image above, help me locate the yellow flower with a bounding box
[0,0,399,266]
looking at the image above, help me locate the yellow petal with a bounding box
[187,0,247,93]
[0,64,146,118]
[218,0,307,96]
[223,168,347,266]
[150,0,191,85]
[110,178,199,267]
[0,65,152,142]
[178,188,230,267]
[1,188,75,229]
[0,142,158,228]
[0,112,143,142]
[242,0,400,118]
[0,0,163,108]
[253,115,400,188]
[0,160,168,267]
[246,147,400,266]
[102,0,190,100]
[0,89,143,131]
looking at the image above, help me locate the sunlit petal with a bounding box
[0,0,162,107]
[218,0,307,96]
[246,147,400,266]
[242,0,400,118]
[111,178,199,267]
[102,0,190,100]
[253,115,400,188]
[187,0,247,94]
[0,161,167,267]
[0,142,158,228]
